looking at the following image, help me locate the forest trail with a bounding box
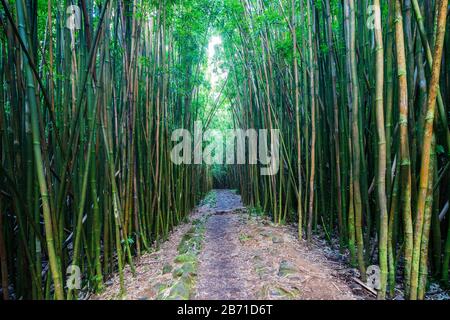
[92,190,366,300]
[194,190,251,299]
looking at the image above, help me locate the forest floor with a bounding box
[92,190,375,300]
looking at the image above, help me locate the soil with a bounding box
[91,190,370,300]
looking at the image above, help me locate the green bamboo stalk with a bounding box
[15,0,64,300]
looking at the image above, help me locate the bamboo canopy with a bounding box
[0,0,449,300]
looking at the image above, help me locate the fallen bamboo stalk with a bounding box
[352,277,377,296]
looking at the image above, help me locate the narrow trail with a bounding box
[195,190,252,299]
[93,190,367,300]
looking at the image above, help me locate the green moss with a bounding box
[162,209,209,300]
[268,286,300,299]
[172,262,197,278]
[174,253,196,263]
[239,233,252,243]
[201,190,217,207]
[177,230,203,254]
[166,280,191,300]
[278,260,298,277]
[162,264,173,274]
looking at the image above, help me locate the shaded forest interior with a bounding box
[0,0,450,300]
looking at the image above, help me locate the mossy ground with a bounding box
[92,190,367,300]
[156,208,210,300]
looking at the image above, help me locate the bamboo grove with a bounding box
[219,0,450,300]
[0,0,216,299]
[0,0,449,301]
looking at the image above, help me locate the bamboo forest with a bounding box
[0,0,449,302]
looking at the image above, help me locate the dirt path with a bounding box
[194,190,359,300]
[194,190,252,299]
[92,190,367,300]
